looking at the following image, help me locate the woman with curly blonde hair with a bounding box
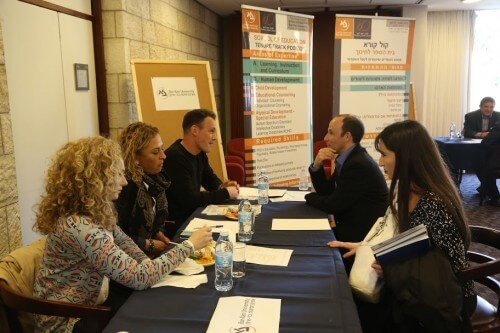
[33,136,212,333]
[115,122,174,256]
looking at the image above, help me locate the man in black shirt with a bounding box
[162,109,239,234]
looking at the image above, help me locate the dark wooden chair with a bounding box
[460,225,500,332]
[0,280,112,333]
[0,238,112,332]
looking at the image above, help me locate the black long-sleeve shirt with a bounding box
[162,139,229,230]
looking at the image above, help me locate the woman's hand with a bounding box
[225,186,239,199]
[371,261,383,277]
[151,239,167,253]
[327,240,361,258]
[155,230,171,244]
[152,231,170,253]
[188,226,213,250]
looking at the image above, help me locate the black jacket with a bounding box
[463,109,500,138]
[305,144,388,242]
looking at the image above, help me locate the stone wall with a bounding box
[0,24,22,258]
[102,0,221,139]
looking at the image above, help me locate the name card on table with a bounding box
[270,190,310,202]
[246,245,293,266]
[237,187,287,199]
[206,296,281,333]
[272,218,331,230]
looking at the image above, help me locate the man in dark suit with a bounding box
[305,115,388,244]
[479,125,500,206]
[463,97,500,204]
[463,96,500,139]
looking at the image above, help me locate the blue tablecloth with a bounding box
[103,201,362,333]
[434,137,482,171]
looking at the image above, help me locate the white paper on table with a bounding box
[272,218,331,230]
[151,274,207,289]
[184,218,239,234]
[237,187,287,199]
[201,204,262,216]
[206,296,281,333]
[201,205,225,215]
[270,190,310,202]
[174,258,204,275]
[246,245,293,266]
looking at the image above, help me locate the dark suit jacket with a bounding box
[481,125,500,169]
[305,144,388,242]
[463,109,500,138]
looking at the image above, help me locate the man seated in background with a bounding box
[463,96,499,139]
[463,96,500,200]
[479,124,500,206]
[162,109,239,234]
[305,115,388,248]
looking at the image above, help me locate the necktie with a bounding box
[335,160,342,175]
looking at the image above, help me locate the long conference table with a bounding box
[104,200,362,333]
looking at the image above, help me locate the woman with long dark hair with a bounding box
[330,120,476,332]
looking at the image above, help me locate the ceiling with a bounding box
[197,0,500,16]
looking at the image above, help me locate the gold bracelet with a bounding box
[148,239,155,252]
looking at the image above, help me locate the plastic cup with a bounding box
[232,242,246,278]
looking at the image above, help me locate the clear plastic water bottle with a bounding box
[214,230,233,292]
[257,169,269,204]
[298,166,309,190]
[449,122,456,139]
[237,199,253,242]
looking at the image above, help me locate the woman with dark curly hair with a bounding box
[33,136,212,333]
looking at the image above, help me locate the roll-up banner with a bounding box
[241,5,314,187]
[334,15,415,158]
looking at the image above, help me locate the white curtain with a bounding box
[422,11,475,137]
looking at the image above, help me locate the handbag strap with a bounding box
[364,207,396,243]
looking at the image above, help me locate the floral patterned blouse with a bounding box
[33,215,193,332]
[408,191,475,298]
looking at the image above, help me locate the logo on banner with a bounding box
[354,18,372,39]
[335,17,354,39]
[230,326,257,333]
[260,12,276,35]
[243,9,260,33]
